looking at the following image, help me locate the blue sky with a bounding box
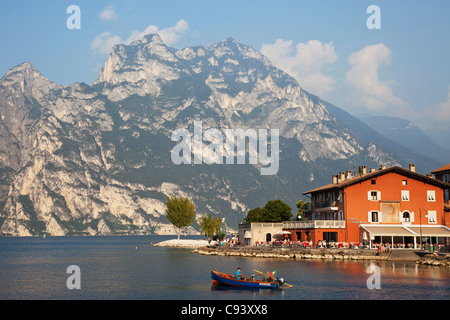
[1,1,449,131]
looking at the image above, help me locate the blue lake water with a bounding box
[0,235,449,300]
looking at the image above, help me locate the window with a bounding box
[317,193,324,203]
[428,211,437,224]
[368,190,380,201]
[371,179,376,185]
[368,211,381,223]
[372,211,379,222]
[402,180,408,186]
[401,190,410,201]
[338,211,344,220]
[427,190,436,202]
[403,211,410,222]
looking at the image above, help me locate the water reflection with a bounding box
[211,286,285,299]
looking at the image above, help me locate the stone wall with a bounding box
[193,246,389,261]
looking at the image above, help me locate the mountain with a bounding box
[324,107,445,172]
[426,122,450,156]
[358,115,450,165]
[0,34,436,236]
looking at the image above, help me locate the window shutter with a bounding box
[368,211,372,223]
[399,212,403,222]
[368,191,371,201]
[378,211,382,223]
[410,211,415,222]
[377,191,381,201]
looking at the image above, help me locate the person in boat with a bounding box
[235,267,242,280]
[263,270,276,282]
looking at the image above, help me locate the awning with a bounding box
[361,224,450,237]
[407,226,450,237]
[362,225,414,236]
[244,231,252,239]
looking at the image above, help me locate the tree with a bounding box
[244,207,263,223]
[295,200,310,221]
[261,200,292,222]
[199,214,222,239]
[165,195,195,240]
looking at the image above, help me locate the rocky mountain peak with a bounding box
[2,62,45,87]
[0,61,60,105]
[93,33,183,100]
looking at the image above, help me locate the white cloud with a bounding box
[261,39,337,95]
[345,43,404,111]
[91,20,189,55]
[99,5,119,21]
[126,20,189,46]
[426,85,450,122]
[90,31,122,55]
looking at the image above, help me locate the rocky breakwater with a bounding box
[416,253,450,267]
[154,239,214,248]
[193,246,389,261]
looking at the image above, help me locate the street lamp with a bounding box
[419,208,427,251]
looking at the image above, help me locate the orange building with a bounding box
[285,164,450,250]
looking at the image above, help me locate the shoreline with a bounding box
[192,245,450,267]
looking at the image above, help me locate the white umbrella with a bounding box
[275,231,291,234]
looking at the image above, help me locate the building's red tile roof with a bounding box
[431,163,450,174]
[303,165,450,195]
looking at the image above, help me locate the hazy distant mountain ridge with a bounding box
[360,115,450,163]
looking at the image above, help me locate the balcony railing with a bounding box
[314,200,337,209]
[283,220,345,229]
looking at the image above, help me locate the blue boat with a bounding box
[211,270,284,289]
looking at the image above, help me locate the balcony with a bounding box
[313,200,338,212]
[283,220,345,229]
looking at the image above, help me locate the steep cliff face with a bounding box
[0,35,405,236]
[0,61,179,236]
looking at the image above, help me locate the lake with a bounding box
[0,235,449,300]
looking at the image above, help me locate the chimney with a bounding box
[362,166,367,175]
[332,175,338,184]
[427,174,433,178]
[409,164,415,172]
[339,172,345,182]
[380,165,386,170]
[370,168,376,173]
[346,170,352,179]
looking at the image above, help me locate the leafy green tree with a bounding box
[165,195,195,239]
[199,214,222,239]
[261,200,292,222]
[295,200,310,221]
[244,207,263,223]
